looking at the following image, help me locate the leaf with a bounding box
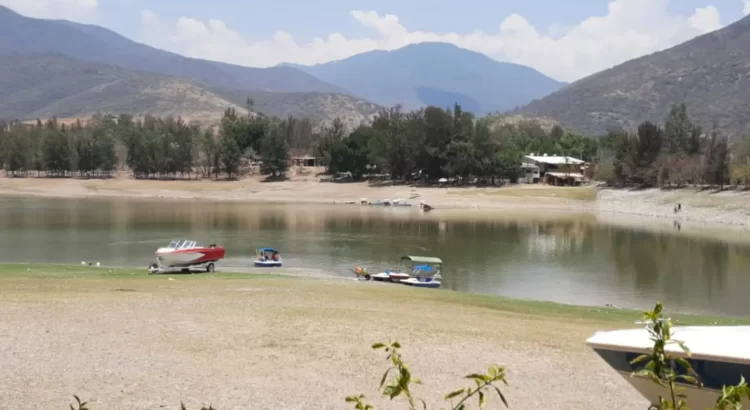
[420,399,427,410]
[345,395,362,403]
[181,402,187,410]
[379,368,393,389]
[372,343,386,350]
[493,386,509,407]
[676,375,698,386]
[630,354,652,366]
[445,388,467,400]
[654,302,663,315]
[388,385,402,399]
[478,391,486,409]
[674,340,691,355]
[391,342,402,349]
[464,373,489,383]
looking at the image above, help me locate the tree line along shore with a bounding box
[0,102,748,190]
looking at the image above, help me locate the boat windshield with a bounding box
[167,240,197,249]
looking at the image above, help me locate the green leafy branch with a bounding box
[443,365,508,410]
[372,341,423,410]
[716,376,750,410]
[347,341,509,410]
[630,302,701,410]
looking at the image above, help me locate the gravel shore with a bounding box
[0,275,648,410]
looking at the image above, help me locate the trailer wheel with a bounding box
[206,263,215,273]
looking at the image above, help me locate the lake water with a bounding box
[2,197,750,316]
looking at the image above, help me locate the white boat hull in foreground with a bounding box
[587,326,750,407]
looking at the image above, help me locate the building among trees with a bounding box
[524,154,587,186]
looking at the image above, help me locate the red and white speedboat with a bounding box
[153,239,225,271]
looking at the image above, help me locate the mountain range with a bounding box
[518,13,750,137]
[0,5,380,126]
[0,6,340,94]
[0,5,568,125]
[0,52,381,128]
[4,4,749,136]
[281,42,566,114]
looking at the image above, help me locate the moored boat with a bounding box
[400,276,441,288]
[399,262,442,288]
[254,248,282,267]
[364,256,443,287]
[152,239,225,272]
[587,325,750,408]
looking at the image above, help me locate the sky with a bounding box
[2,0,750,82]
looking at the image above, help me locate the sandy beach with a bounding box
[2,171,750,229]
[0,265,668,410]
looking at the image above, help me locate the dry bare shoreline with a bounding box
[1,173,750,230]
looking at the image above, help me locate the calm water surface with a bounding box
[1,197,749,316]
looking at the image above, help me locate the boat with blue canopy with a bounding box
[399,260,442,288]
[366,256,443,288]
[254,247,282,267]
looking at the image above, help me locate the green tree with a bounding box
[259,123,290,177]
[42,124,72,177]
[199,130,221,178]
[328,126,373,179]
[630,121,663,185]
[219,131,242,179]
[3,126,31,176]
[97,129,117,175]
[317,118,347,173]
[664,103,694,154]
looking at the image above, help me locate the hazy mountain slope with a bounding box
[518,15,750,136]
[0,5,343,94]
[282,42,566,114]
[0,53,380,126]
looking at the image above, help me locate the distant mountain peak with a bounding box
[285,42,565,114]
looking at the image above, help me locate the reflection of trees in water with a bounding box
[598,226,749,311]
[524,220,593,259]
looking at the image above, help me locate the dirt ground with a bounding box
[0,271,649,410]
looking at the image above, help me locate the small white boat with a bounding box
[399,262,442,288]
[358,256,443,287]
[370,270,411,282]
[400,276,441,288]
[587,325,750,408]
[392,199,412,207]
[254,248,282,267]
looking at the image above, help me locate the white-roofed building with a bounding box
[524,153,587,186]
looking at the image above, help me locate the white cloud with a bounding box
[689,5,722,32]
[0,0,97,22]
[140,0,724,82]
[744,0,750,15]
